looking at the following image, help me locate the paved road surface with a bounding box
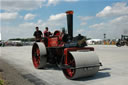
[0,45,128,85]
[0,59,34,85]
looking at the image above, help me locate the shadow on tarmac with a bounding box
[22,68,111,84]
[75,72,111,81]
[34,64,111,81]
[75,68,111,81]
[99,68,111,71]
[42,64,61,70]
[22,74,50,85]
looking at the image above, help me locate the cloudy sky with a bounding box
[0,0,128,40]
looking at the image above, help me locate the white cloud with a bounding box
[0,12,18,21]
[80,22,87,26]
[78,16,93,21]
[1,25,36,40]
[48,13,66,21]
[1,11,67,40]
[78,16,93,26]
[19,20,44,28]
[110,15,128,24]
[19,22,36,28]
[47,0,79,6]
[46,13,67,30]
[76,28,85,34]
[1,21,42,40]
[0,0,46,11]
[24,13,36,20]
[19,13,67,36]
[47,0,59,6]
[88,15,128,39]
[64,0,79,2]
[92,2,128,39]
[96,2,128,17]
[37,20,43,24]
[1,0,79,12]
[89,23,104,28]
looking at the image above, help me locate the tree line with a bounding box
[9,38,35,42]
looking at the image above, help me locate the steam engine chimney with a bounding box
[66,10,73,40]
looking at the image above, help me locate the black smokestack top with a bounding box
[66,10,73,40]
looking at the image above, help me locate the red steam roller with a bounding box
[32,10,102,79]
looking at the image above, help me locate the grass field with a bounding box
[0,80,4,85]
[0,73,6,85]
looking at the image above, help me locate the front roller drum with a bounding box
[62,51,100,79]
[32,42,47,69]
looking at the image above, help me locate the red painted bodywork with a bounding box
[47,30,64,47]
[48,37,59,47]
[46,30,95,61]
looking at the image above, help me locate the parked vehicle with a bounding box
[116,35,128,47]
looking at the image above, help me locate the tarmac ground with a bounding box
[0,45,128,85]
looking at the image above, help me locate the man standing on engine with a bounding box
[33,27,43,42]
[44,27,52,37]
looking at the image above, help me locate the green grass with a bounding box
[0,79,4,85]
[0,73,6,85]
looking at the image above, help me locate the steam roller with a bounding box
[32,10,102,79]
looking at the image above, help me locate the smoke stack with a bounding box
[66,10,73,40]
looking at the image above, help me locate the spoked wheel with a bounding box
[62,53,76,79]
[32,42,47,69]
[32,46,40,68]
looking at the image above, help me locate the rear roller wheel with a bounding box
[32,42,47,69]
[62,51,100,79]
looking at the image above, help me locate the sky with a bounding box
[0,0,128,40]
